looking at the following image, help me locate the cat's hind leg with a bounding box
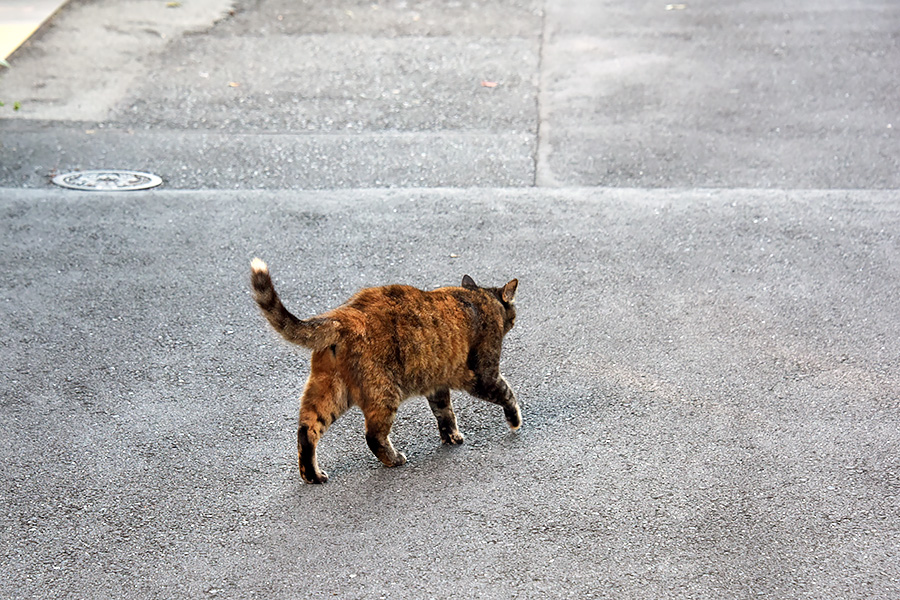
[468,374,522,430]
[297,421,328,484]
[427,388,464,445]
[362,400,407,467]
[297,361,348,484]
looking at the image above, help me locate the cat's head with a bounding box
[461,275,518,333]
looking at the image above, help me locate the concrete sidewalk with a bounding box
[0,1,70,60]
[1,1,899,599]
[1,0,898,189]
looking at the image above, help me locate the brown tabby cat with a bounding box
[250,258,521,484]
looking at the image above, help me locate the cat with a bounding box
[250,258,521,484]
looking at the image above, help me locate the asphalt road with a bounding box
[1,1,899,599]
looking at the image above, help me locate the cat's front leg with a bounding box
[468,374,522,430]
[362,403,407,467]
[427,388,464,445]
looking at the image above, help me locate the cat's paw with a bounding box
[441,430,465,445]
[387,452,407,467]
[505,405,522,430]
[302,470,329,484]
[300,469,328,483]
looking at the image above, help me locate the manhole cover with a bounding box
[52,170,163,191]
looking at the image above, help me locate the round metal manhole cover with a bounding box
[52,170,163,191]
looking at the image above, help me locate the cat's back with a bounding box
[345,284,468,324]
[333,283,473,348]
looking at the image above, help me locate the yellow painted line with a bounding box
[0,0,70,60]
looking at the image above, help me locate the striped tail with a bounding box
[250,258,341,350]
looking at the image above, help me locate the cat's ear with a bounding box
[502,279,518,303]
[500,279,519,304]
[461,274,477,289]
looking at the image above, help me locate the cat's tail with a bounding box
[250,258,341,351]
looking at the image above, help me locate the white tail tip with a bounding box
[251,257,268,273]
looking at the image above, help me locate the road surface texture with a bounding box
[1,1,898,599]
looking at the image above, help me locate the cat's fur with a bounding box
[250,258,521,484]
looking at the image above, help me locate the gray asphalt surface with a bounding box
[1,1,899,599]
